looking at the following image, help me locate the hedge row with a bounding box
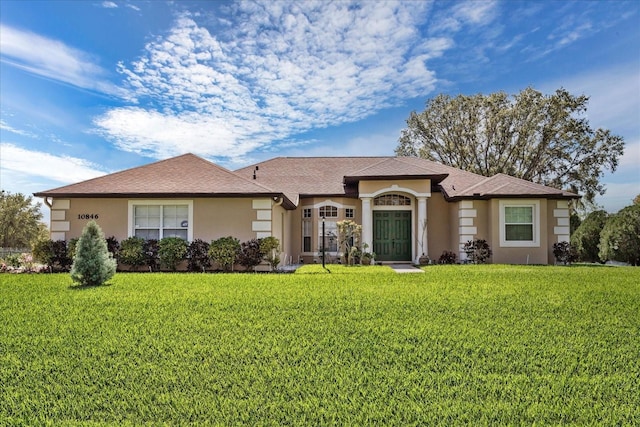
[31,236,281,272]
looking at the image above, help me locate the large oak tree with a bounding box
[0,190,46,248]
[396,88,625,205]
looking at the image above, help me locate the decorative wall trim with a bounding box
[252,199,272,236]
[554,200,570,243]
[459,201,476,260]
[50,198,70,240]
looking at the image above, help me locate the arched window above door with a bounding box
[374,194,411,206]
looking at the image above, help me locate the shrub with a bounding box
[186,239,211,272]
[158,237,188,271]
[70,221,116,286]
[336,220,361,265]
[237,238,263,271]
[32,239,54,267]
[52,240,72,271]
[599,204,640,265]
[553,241,578,265]
[144,239,160,272]
[67,238,79,262]
[119,237,146,270]
[209,236,240,272]
[3,253,22,268]
[106,236,119,258]
[463,239,492,264]
[438,250,457,264]
[571,210,608,262]
[259,236,280,271]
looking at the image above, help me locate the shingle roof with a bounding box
[455,173,579,199]
[34,153,579,207]
[34,153,287,202]
[236,156,579,202]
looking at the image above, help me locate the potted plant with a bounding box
[418,254,430,265]
[361,243,375,265]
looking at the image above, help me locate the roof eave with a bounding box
[446,193,581,201]
[33,191,298,209]
[343,174,449,184]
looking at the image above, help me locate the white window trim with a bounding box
[499,200,540,247]
[128,200,194,241]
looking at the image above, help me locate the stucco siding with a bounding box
[425,192,453,260]
[53,198,129,241]
[359,179,430,197]
[490,198,550,264]
[193,198,256,242]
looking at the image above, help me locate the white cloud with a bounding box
[0,24,122,96]
[0,120,39,139]
[0,143,108,184]
[96,1,446,160]
[102,1,118,9]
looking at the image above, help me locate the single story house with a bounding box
[34,153,579,265]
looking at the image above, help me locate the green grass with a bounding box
[1,266,639,425]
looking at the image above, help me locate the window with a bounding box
[319,220,338,252]
[345,208,354,218]
[302,208,312,252]
[130,201,191,240]
[319,205,338,218]
[499,200,540,247]
[374,194,411,206]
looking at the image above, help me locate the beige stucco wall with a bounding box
[49,193,561,266]
[424,192,454,258]
[193,198,256,242]
[489,198,550,264]
[49,197,275,244]
[49,198,129,241]
[294,196,361,264]
[359,179,430,196]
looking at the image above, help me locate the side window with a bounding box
[499,200,539,247]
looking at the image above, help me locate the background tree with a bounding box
[598,204,640,265]
[0,190,46,248]
[396,88,625,205]
[70,221,116,286]
[571,210,608,263]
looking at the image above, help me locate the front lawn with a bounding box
[1,266,638,425]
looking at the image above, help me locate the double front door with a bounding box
[373,211,411,262]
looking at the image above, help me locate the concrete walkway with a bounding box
[389,264,425,273]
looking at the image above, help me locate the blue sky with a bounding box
[1,0,638,216]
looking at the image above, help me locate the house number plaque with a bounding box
[78,214,100,220]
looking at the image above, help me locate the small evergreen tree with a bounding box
[70,221,116,286]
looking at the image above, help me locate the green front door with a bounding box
[373,211,412,262]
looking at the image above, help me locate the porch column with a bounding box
[416,197,428,261]
[361,197,373,251]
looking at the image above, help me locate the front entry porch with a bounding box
[373,211,412,262]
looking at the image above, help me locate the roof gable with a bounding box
[34,153,280,198]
